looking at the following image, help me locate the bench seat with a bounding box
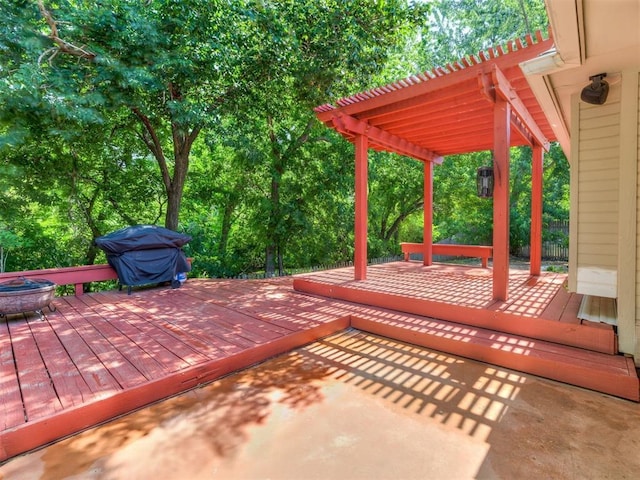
[400,243,492,268]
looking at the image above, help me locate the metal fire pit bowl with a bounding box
[0,278,57,320]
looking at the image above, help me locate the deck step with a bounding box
[578,295,617,326]
[293,276,617,354]
[342,305,639,402]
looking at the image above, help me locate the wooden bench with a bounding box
[400,243,493,268]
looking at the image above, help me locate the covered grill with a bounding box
[95,225,191,294]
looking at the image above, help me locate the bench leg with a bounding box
[482,257,488,268]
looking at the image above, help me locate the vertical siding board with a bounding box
[569,94,580,292]
[627,71,640,359]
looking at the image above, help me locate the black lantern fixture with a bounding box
[476,166,494,198]
[580,73,609,105]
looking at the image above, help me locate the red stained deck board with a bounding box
[183,282,341,333]
[537,279,577,322]
[175,288,298,340]
[250,293,357,327]
[7,317,63,422]
[351,316,639,401]
[292,265,616,355]
[58,297,148,388]
[45,306,122,396]
[498,278,568,318]
[93,289,230,360]
[559,292,584,323]
[299,263,562,315]
[0,320,26,430]
[187,282,350,330]
[25,315,94,410]
[130,295,253,356]
[73,297,192,375]
[90,291,211,366]
[64,296,168,382]
[181,281,297,316]
[132,289,276,351]
[154,290,290,346]
[347,305,624,369]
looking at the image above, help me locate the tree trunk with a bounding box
[263,117,313,276]
[277,246,284,276]
[383,198,424,241]
[164,178,184,231]
[164,129,193,230]
[265,173,280,277]
[132,105,200,232]
[265,244,276,277]
[218,199,235,257]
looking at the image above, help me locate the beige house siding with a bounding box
[615,69,638,358]
[627,71,640,359]
[571,85,621,298]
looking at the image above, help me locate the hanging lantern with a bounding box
[476,166,494,198]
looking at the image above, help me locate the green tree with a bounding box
[421,0,549,69]
[0,225,26,273]
[0,0,569,277]
[368,153,425,256]
[1,0,257,230]
[1,0,430,276]
[216,0,431,275]
[1,121,164,268]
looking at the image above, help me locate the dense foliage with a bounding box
[0,0,567,278]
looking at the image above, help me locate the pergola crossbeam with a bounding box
[478,66,550,150]
[331,114,443,164]
[491,65,550,150]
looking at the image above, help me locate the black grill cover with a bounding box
[95,225,191,288]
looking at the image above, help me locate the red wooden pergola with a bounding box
[314,30,557,301]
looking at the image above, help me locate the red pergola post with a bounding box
[530,144,543,276]
[493,98,511,301]
[423,160,433,266]
[354,134,369,280]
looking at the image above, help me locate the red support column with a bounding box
[354,134,369,280]
[530,144,543,276]
[423,160,433,266]
[493,98,511,301]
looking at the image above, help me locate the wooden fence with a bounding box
[514,220,569,260]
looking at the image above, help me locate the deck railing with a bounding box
[0,264,119,296]
[0,257,195,297]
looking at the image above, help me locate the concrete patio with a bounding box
[2,328,639,479]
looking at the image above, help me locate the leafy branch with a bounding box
[37,1,96,64]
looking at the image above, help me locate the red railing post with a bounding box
[354,134,369,280]
[493,98,511,301]
[423,161,433,266]
[530,144,543,276]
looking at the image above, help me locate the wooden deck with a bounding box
[1,265,639,462]
[0,277,353,462]
[294,262,616,353]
